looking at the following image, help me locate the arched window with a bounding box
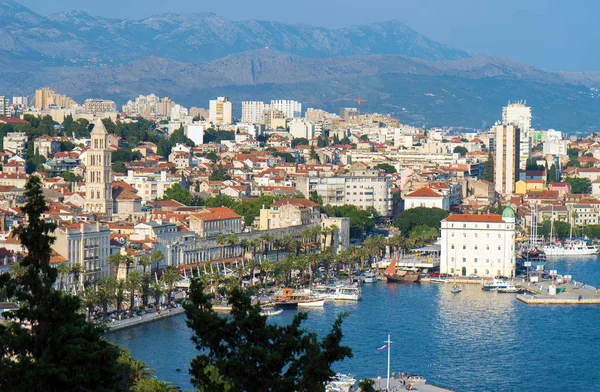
[474,268,478,274]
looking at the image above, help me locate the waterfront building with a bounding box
[83,99,116,115]
[258,198,320,230]
[189,207,243,238]
[494,123,521,196]
[83,119,113,217]
[52,222,111,291]
[440,207,516,278]
[209,97,232,125]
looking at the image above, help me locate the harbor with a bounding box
[107,256,600,392]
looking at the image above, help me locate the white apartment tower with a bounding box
[241,101,265,124]
[84,120,113,217]
[502,101,531,170]
[440,207,516,278]
[209,97,233,125]
[0,96,10,116]
[270,100,302,118]
[494,123,520,196]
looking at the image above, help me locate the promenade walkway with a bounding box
[105,307,185,332]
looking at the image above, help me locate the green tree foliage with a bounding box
[205,151,219,163]
[112,148,142,164]
[453,146,468,156]
[567,148,580,160]
[310,145,317,160]
[0,177,125,390]
[564,177,591,194]
[209,164,231,181]
[482,153,494,182]
[291,137,309,148]
[323,204,377,238]
[162,184,203,206]
[539,220,572,240]
[547,163,557,183]
[359,135,370,141]
[61,171,83,182]
[204,195,237,208]
[566,159,581,167]
[184,279,352,391]
[203,128,235,143]
[374,163,397,174]
[232,195,276,227]
[582,225,600,239]
[526,157,545,171]
[309,190,323,205]
[170,126,195,147]
[394,207,450,236]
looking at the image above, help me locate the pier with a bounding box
[105,307,185,332]
[362,377,453,392]
[516,279,600,305]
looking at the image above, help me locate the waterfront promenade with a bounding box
[106,307,185,332]
[516,278,600,304]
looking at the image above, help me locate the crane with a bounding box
[334,97,368,115]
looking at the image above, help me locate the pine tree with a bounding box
[0,176,124,391]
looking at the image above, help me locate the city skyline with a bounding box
[15,0,600,71]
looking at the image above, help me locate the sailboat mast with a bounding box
[387,334,391,391]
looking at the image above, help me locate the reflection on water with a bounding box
[108,258,600,392]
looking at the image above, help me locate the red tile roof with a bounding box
[444,214,504,223]
[405,187,443,198]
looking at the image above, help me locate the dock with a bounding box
[516,279,600,305]
[362,377,453,392]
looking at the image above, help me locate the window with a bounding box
[463,245,466,250]
[474,233,478,238]
[487,224,490,228]
[486,233,489,238]
[451,244,455,250]
[498,246,501,251]
[474,245,478,250]
[451,233,455,238]
[497,258,502,264]
[474,258,478,263]
[486,245,490,251]
[474,269,478,274]
[462,257,466,263]
[463,224,466,228]
[486,258,490,263]
[463,233,466,238]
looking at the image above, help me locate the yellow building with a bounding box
[515,179,546,195]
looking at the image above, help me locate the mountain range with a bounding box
[2,1,600,131]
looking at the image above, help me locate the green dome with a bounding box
[502,205,516,218]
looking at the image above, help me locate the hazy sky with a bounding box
[18,0,600,71]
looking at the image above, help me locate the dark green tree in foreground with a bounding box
[184,279,352,391]
[0,177,124,391]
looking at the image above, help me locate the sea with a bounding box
[107,257,600,392]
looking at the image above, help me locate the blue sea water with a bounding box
[107,258,600,392]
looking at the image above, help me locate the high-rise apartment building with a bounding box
[83,120,113,217]
[12,96,28,107]
[494,123,521,196]
[241,101,265,124]
[502,101,531,170]
[270,100,301,118]
[0,96,10,116]
[340,107,360,119]
[35,88,76,109]
[156,97,175,117]
[209,97,232,125]
[84,99,116,114]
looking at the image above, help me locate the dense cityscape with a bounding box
[2,2,600,392]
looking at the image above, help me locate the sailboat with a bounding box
[450,249,461,293]
[384,253,420,283]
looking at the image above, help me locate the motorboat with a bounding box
[543,239,599,256]
[450,285,462,294]
[297,297,325,307]
[430,277,448,284]
[260,308,283,316]
[331,285,362,301]
[497,284,520,293]
[482,278,511,291]
[361,271,377,283]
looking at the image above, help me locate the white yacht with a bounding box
[361,271,377,283]
[331,285,362,301]
[543,239,598,256]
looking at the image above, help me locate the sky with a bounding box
[17,0,600,72]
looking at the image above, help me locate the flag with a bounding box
[377,344,388,350]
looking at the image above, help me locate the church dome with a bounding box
[502,205,516,218]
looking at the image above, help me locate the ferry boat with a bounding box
[384,255,420,283]
[361,271,377,283]
[482,278,511,291]
[542,239,598,256]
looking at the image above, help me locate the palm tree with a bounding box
[56,262,70,291]
[131,378,178,392]
[126,270,142,312]
[8,261,26,279]
[82,286,98,322]
[321,226,332,248]
[216,233,228,259]
[139,254,152,274]
[301,228,313,251]
[160,266,180,305]
[150,280,165,309]
[139,272,152,308]
[114,279,126,319]
[123,254,135,278]
[128,359,154,383]
[273,236,285,261]
[260,233,273,257]
[151,249,165,273]
[239,238,250,257]
[70,262,84,295]
[227,233,240,258]
[96,276,115,319]
[107,252,126,278]
[249,237,261,258]
[328,224,339,250]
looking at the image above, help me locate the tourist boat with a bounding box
[260,308,283,316]
[297,297,325,307]
[384,255,421,283]
[361,271,377,283]
[451,285,462,294]
[273,288,300,308]
[482,278,511,291]
[331,285,362,301]
[497,284,520,293]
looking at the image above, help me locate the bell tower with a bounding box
[83,119,113,217]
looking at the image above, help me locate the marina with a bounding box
[107,257,600,392]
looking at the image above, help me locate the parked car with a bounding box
[431,273,441,277]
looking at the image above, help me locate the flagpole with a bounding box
[387,333,391,391]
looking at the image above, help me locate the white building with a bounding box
[209,97,232,125]
[270,100,302,118]
[543,139,569,156]
[241,101,265,124]
[289,118,314,140]
[2,132,28,155]
[440,207,516,278]
[404,187,450,210]
[186,124,204,145]
[502,101,531,170]
[83,99,116,115]
[494,123,520,196]
[0,96,10,116]
[119,170,181,203]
